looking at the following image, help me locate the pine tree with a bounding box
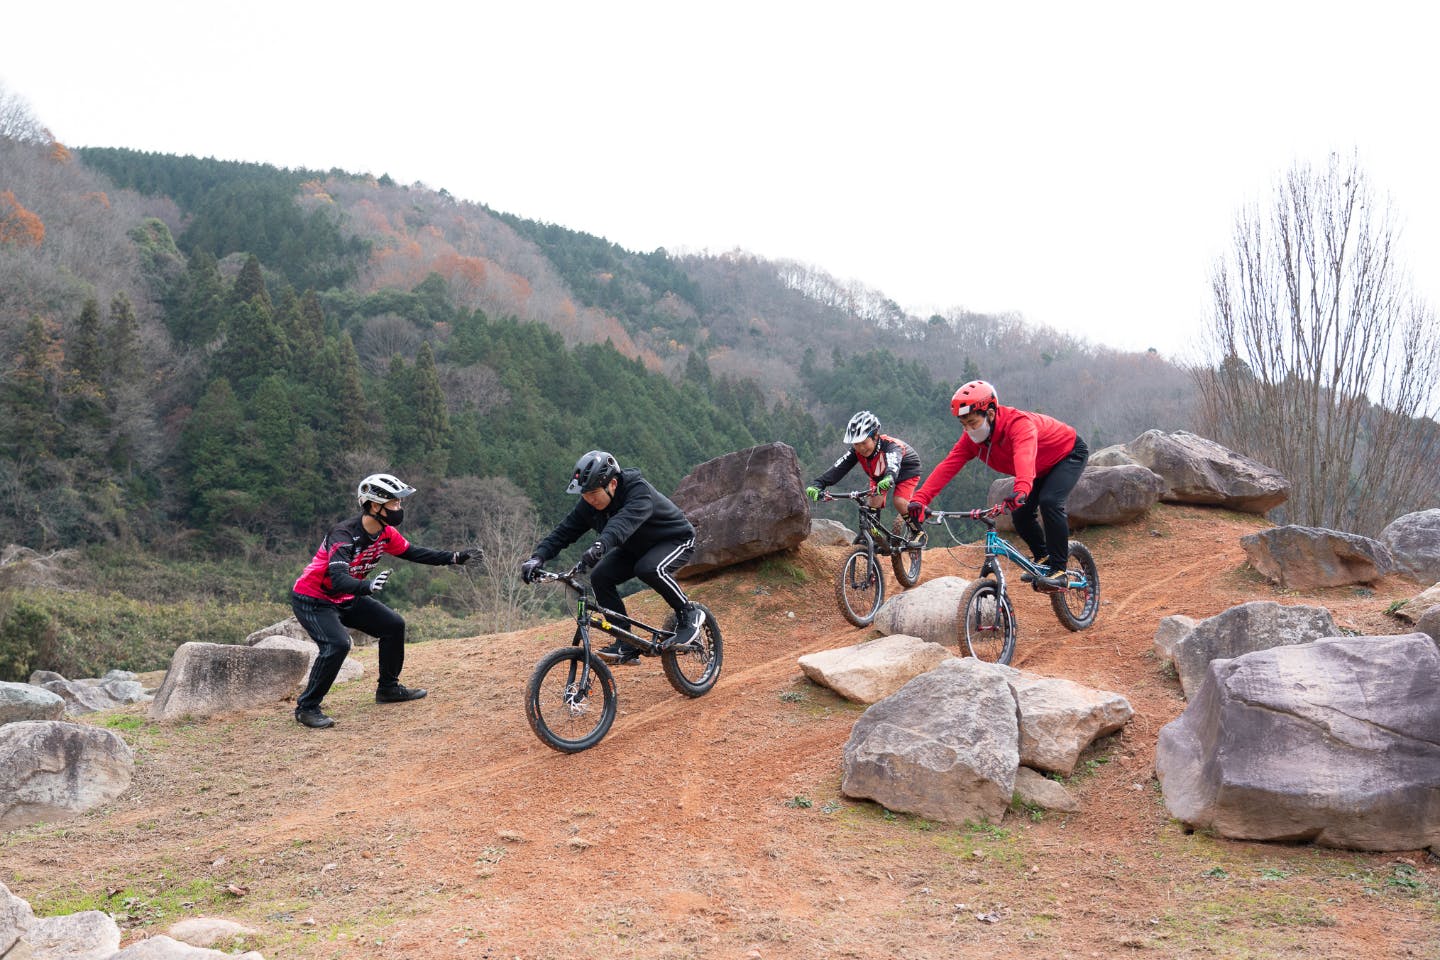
[410,342,450,473]
[70,298,104,385]
[179,378,250,526]
[1,315,64,460]
[172,250,225,344]
[215,296,293,398]
[107,293,142,385]
[229,254,272,311]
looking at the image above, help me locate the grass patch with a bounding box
[756,557,809,585]
[31,874,231,929]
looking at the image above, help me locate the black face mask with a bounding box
[377,506,404,527]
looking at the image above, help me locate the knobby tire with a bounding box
[835,545,884,627]
[525,647,618,753]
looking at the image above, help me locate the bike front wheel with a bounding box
[1050,540,1100,631]
[661,603,724,697]
[890,515,925,588]
[525,647,618,753]
[835,545,885,627]
[958,577,1017,665]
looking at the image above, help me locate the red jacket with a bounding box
[912,405,1077,506]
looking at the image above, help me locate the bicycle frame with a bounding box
[538,567,681,657]
[930,508,1090,592]
[821,490,918,554]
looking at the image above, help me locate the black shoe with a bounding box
[596,641,642,664]
[1023,566,1069,591]
[668,604,706,649]
[375,684,428,703]
[295,707,335,729]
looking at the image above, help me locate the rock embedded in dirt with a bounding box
[1380,509,1440,585]
[1240,525,1393,589]
[1126,430,1290,513]
[0,720,134,830]
[1172,601,1339,699]
[798,634,955,704]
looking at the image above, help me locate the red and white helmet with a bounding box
[951,380,998,418]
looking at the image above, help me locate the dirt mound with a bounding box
[4,506,1436,959]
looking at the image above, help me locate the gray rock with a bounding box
[101,669,138,682]
[148,642,310,722]
[842,658,1018,824]
[0,682,65,726]
[807,517,856,547]
[99,679,150,705]
[1416,605,1440,646]
[1127,430,1290,513]
[0,721,134,830]
[27,670,65,686]
[254,635,363,687]
[166,917,259,949]
[109,934,267,958]
[1173,601,1339,699]
[39,679,116,716]
[247,616,372,648]
[1380,509,1440,585]
[872,576,969,648]
[1087,443,1137,467]
[672,442,810,576]
[1014,766,1079,814]
[18,910,120,960]
[1240,525,1393,589]
[996,667,1134,776]
[986,463,1164,531]
[1393,583,1440,623]
[2,880,35,955]
[1153,615,1197,664]
[1156,633,1440,851]
[798,634,955,704]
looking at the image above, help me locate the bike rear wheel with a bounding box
[660,603,724,697]
[835,545,885,627]
[1050,540,1100,631]
[890,515,926,588]
[958,577,1017,665]
[525,647,617,753]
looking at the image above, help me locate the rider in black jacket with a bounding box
[521,451,702,663]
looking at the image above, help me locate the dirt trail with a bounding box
[5,505,1438,959]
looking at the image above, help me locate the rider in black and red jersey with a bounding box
[289,473,477,729]
[806,411,924,532]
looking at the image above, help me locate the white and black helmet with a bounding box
[357,473,416,506]
[843,410,881,445]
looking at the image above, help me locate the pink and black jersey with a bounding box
[292,515,450,603]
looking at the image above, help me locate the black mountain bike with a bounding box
[926,504,1100,665]
[525,564,723,752]
[818,490,928,627]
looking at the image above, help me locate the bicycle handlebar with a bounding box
[819,489,877,503]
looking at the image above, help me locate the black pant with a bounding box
[1011,435,1089,570]
[589,538,694,627]
[292,592,406,711]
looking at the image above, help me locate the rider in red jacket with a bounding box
[908,380,1089,586]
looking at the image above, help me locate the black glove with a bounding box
[365,569,392,595]
[520,556,543,583]
[579,540,605,572]
[907,501,928,524]
[1002,492,1028,512]
[453,548,481,565]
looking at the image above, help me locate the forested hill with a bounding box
[0,137,1197,561]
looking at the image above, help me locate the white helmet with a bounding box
[357,473,416,506]
[843,410,881,445]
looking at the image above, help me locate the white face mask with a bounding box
[965,420,991,444]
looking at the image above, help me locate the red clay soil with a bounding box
[5,505,1439,959]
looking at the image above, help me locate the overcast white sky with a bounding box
[5,1,1436,359]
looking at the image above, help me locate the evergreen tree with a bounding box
[229,254,272,311]
[410,341,450,473]
[172,249,225,344]
[179,378,251,527]
[70,298,104,385]
[107,293,142,385]
[1,315,64,461]
[215,296,293,398]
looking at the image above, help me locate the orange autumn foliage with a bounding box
[0,190,45,248]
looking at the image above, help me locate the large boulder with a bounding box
[110,933,265,958]
[1240,525,1393,590]
[39,678,117,716]
[18,909,122,960]
[254,635,364,688]
[1393,583,1440,623]
[1172,601,1339,699]
[871,576,969,648]
[1087,443,1137,467]
[1127,430,1290,513]
[0,721,134,830]
[0,681,65,726]
[997,666,1134,776]
[842,658,1018,824]
[1156,634,1440,850]
[807,518,856,547]
[1380,509,1440,585]
[672,442,810,576]
[1416,606,1440,646]
[1152,615,1197,665]
[986,463,1164,531]
[148,642,310,722]
[798,634,955,704]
